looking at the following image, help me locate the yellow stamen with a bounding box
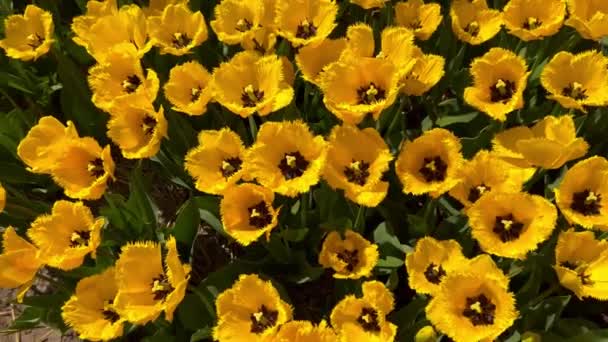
[222,160,235,173]
[495,79,508,96]
[244,84,259,103]
[466,21,479,34]
[236,18,249,32]
[103,300,114,312]
[250,208,261,218]
[501,219,513,231]
[476,185,488,195]
[526,17,540,29]
[469,301,482,314]
[285,155,297,168]
[27,33,39,44]
[71,232,83,242]
[570,82,584,99]
[366,85,378,97]
[425,160,436,172]
[350,160,362,172]
[152,280,170,293]
[585,191,599,204]
[87,162,98,173]
[300,19,312,34]
[253,311,264,322]
[361,313,373,323]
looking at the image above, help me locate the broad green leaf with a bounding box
[173,198,200,247]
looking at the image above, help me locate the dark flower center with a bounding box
[172,32,192,48]
[562,82,587,100]
[122,74,142,94]
[523,17,542,30]
[296,19,317,39]
[464,21,480,37]
[191,86,202,102]
[424,263,446,284]
[492,214,524,242]
[357,307,381,332]
[142,115,157,136]
[235,18,253,32]
[409,20,422,30]
[419,156,447,182]
[571,189,601,216]
[561,261,578,271]
[248,201,272,228]
[69,230,91,247]
[278,151,309,180]
[151,274,174,301]
[489,79,516,103]
[87,158,105,178]
[344,160,371,186]
[241,84,265,107]
[337,249,359,272]
[250,305,278,334]
[220,157,242,178]
[463,294,496,326]
[468,184,490,202]
[357,83,386,105]
[27,33,44,49]
[101,300,120,323]
[561,261,593,285]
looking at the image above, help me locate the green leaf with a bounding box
[177,294,213,331]
[390,296,428,340]
[55,51,107,141]
[191,327,212,342]
[143,328,176,342]
[373,222,409,254]
[173,198,200,247]
[281,227,309,242]
[377,256,404,268]
[194,196,224,236]
[266,233,292,263]
[126,164,159,235]
[563,329,608,342]
[436,112,479,127]
[6,306,44,332]
[522,295,571,332]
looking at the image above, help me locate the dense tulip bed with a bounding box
[1,0,608,341]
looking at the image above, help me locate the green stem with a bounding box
[0,89,20,110]
[353,205,366,232]
[248,115,258,141]
[383,96,406,137]
[300,194,308,228]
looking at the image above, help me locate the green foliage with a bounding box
[1,0,608,341]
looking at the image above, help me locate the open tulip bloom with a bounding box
[2,0,608,341]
